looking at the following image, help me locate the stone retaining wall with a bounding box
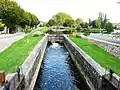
[64,35,120,90]
[81,35,120,58]
[21,35,48,89]
[88,39,120,58]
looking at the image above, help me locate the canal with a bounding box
[34,43,90,90]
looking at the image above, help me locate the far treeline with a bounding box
[0,0,39,29]
[45,12,114,34]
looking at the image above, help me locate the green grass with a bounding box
[69,36,120,76]
[0,35,43,74]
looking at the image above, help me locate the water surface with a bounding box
[34,43,90,90]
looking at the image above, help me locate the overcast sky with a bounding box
[15,0,120,23]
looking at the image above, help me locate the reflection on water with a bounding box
[34,43,90,90]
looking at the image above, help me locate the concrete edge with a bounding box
[64,35,120,81]
[28,37,48,90]
[64,35,107,75]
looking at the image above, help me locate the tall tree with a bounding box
[88,18,92,26]
[53,12,72,26]
[0,0,39,28]
[98,12,108,29]
[75,18,83,25]
[95,19,101,29]
[105,22,114,34]
[63,19,74,27]
[48,19,55,26]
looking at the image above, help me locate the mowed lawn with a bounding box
[69,36,120,76]
[0,35,43,74]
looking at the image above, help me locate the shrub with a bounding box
[32,31,43,37]
[23,25,31,33]
[67,27,76,33]
[76,25,82,32]
[72,32,81,37]
[40,27,51,33]
[83,28,90,36]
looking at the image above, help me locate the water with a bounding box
[34,43,90,90]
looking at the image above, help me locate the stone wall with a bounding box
[88,38,120,58]
[21,35,48,89]
[81,35,120,58]
[64,35,120,90]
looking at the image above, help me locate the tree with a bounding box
[48,19,55,26]
[53,12,72,26]
[91,20,96,28]
[0,0,39,28]
[88,18,92,26]
[63,19,74,27]
[75,18,83,25]
[81,22,88,28]
[29,13,39,27]
[95,19,101,29]
[98,12,108,29]
[0,0,23,27]
[0,21,4,30]
[105,22,114,34]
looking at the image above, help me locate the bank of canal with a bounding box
[34,43,90,90]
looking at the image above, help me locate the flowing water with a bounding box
[34,43,90,90]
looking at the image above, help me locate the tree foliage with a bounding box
[52,12,73,26]
[95,19,101,29]
[98,12,108,29]
[0,0,39,28]
[63,19,74,27]
[105,22,114,33]
[75,18,83,25]
[48,19,55,26]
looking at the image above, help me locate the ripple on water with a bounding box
[34,43,90,90]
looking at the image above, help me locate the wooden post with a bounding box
[0,70,5,86]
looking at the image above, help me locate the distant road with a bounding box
[88,33,120,44]
[0,32,25,52]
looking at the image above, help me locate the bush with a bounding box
[72,32,81,37]
[76,25,82,32]
[67,27,76,33]
[32,31,43,37]
[40,27,51,33]
[23,25,31,33]
[83,28,90,36]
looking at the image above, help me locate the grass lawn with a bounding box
[0,35,43,74]
[69,36,120,76]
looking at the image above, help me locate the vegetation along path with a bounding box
[0,35,43,74]
[69,36,120,76]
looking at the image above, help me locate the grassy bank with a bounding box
[0,35,43,74]
[69,36,120,75]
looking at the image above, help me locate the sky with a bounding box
[15,0,120,23]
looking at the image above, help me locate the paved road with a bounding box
[88,33,120,44]
[0,32,25,52]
